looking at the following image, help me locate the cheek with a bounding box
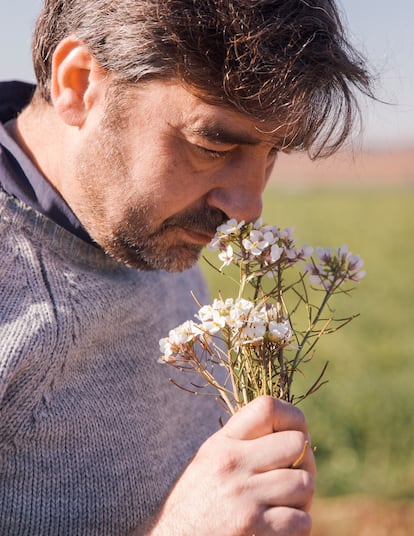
[128,158,201,209]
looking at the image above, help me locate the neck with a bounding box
[14,95,67,193]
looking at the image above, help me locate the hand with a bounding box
[144,396,315,535]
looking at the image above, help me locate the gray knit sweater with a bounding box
[0,187,219,535]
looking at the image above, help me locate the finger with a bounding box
[249,468,315,511]
[243,431,316,476]
[223,396,308,440]
[259,506,312,536]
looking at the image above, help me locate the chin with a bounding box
[104,241,203,272]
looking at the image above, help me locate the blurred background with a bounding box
[2,1,413,534]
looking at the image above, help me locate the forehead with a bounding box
[187,107,288,147]
[185,90,289,147]
[117,78,290,146]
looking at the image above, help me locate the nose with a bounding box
[205,158,267,223]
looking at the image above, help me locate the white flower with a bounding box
[268,321,292,342]
[234,298,255,313]
[207,219,245,252]
[253,217,264,229]
[285,244,313,262]
[316,247,332,263]
[226,298,255,328]
[337,244,349,257]
[206,236,222,251]
[280,227,295,240]
[159,215,364,412]
[301,244,314,258]
[159,337,175,362]
[169,320,201,345]
[308,274,327,287]
[347,254,366,281]
[217,218,245,236]
[348,254,363,271]
[269,244,284,262]
[158,321,202,363]
[351,268,366,280]
[197,304,226,334]
[239,320,267,344]
[261,305,279,322]
[307,245,366,288]
[285,247,298,260]
[242,230,270,256]
[263,230,276,245]
[253,219,280,239]
[197,298,236,334]
[218,244,234,267]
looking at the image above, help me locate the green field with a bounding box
[201,187,414,499]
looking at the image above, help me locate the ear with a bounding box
[51,36,107,127]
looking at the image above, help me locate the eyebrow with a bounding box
[190,124,261,146]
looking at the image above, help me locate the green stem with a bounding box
[288,279,338,392]
[253,274,263,301]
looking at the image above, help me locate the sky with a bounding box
[1,0,412,150]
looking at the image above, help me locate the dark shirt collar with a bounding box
[0,81,95,245]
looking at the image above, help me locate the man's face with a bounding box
[66,80,280,271]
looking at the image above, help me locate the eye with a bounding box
[193,144,230,160]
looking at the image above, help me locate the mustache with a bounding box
[161,206,228,236]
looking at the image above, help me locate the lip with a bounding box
[180,227,214,246]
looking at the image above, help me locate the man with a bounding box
[0,1,371,534]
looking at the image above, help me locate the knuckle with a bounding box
[265,507,312,535]
[300,469,315,496]
[234,505,262,534]
[285,402,308,431]
[299,511,313,535]
[293,430,308,449]
[218,448,241,475]
[290,431,316,473]
[294,407,308,431]
[289,430,307,458]
[200,437,243,477]
[276,398,308,433]
[251,394,275,417]
[285,509,312,536]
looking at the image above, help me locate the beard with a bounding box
[71,117,227,272]
[103,202,227,272]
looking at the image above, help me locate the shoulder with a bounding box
[0,190,62,398]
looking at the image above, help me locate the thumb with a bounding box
[222,396,308,440]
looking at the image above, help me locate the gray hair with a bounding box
[32,0,373,156]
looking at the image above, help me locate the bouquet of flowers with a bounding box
[159,218,365,415]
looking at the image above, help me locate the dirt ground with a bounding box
[312,497,414,536]
[270,146,414,187]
